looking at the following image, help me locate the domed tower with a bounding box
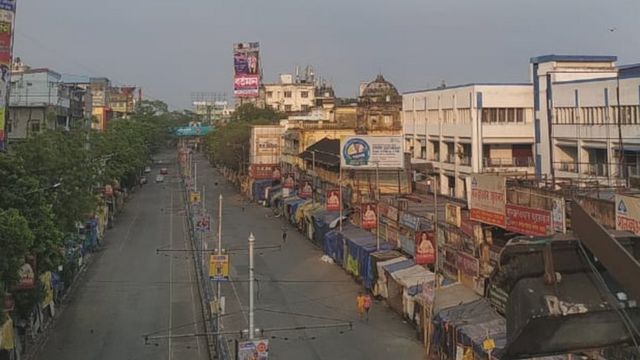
[357,74,402,132]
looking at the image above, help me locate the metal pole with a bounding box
[339,164,343,232]
[312,150,316,205]
[194,161,198,190]
[432,176,439,286]
[202,185,206,272]
[376,162,380,251]
[216,194,223,325]
[248,233,255,340]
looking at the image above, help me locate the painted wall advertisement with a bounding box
[551,197,566,233]
[505,204,552,237]
[361,203,378,229]
[326,189,340,211]
[0,1,15,151]
[469,174,506,227]
[615,194,640,236]
[237,339,269,360]
[340,136,404,169]
[233,42,260,98]
[415,231,436,265]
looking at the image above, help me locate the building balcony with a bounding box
[585,163,608,177]
[553,161,579,173]
[444,154,456,164]
[459,156,471,166]
[484,157,534,168]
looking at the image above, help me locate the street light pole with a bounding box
[216,194,223,333]
[248,233,255,340]
[376,162,380,251]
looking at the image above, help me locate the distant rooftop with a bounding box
[403,82,531,95]
[530,54,617,64]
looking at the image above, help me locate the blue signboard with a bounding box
[174,125,213,137]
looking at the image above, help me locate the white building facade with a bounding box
[403,84,535,199]
[263,74,315,113]
[531,55,640,186]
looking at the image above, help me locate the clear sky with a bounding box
[13,0,640,110]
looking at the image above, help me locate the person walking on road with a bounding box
[281,227,288,243]
[363,292,372,322]
[356,292,366,320]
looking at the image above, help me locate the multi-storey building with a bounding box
[109,86,136,118]
[7,67,87,140]
[264,74,316,113]
[531,55,640,186]
[89,77,112,131]
[403,84,534,199]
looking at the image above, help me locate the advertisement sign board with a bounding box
[209,255,229,281]
[400,212,420,231]
[615,194,640,236]
[340,136,404,169]
[0,3,14,151]
[237,339,269,360]
[299,180,313,198]
[326,189,340,211]
[196,213,211,233]
[551,197,566,233]
[250,164,281,180]
[361,203,378,229]
[190,191,201,204]
[505,204,552,236]
[282,173,295,189]
[233,42,260,98]
[415,231,436,265]
[445,203,461,227]
[457,251,479,278]
[469,174,506,227]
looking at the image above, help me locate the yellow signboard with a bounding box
[483,338,496,352]
[209,255,229,281]
[190,191,201,204]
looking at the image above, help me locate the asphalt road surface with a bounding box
[34,151,209,360]
[194,154,427,360]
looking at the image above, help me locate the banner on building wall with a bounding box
[250,164,281,180]
[326,189,340,211]
[469,174,506,227]
[457,251,479,278]
[379,202,399,222]
[282,173,295,189]
[340,136,404,169]
[505,204,552,236]
[233,42,260,98]
[0,2,14,151]
[299,179,313,198]
[361,203,378,229]
[415,231,436,265]
[615,194,640,236]
[445,203,461,227]
[400,211,420,231]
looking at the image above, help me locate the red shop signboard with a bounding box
[505,204,552,236]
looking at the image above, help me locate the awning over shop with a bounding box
[375,256,408,298]
[299,138,341,168]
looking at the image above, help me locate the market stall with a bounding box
[386,264,433,319]
[374,256,407,297]
[379,259,414,299]
[341,227,394,288]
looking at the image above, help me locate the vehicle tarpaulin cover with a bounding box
[375,256,407,297]
[432,299,507,359]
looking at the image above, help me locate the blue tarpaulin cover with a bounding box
[383,259,415,274]
[252,180,272,201]
[339,227,394,289]
[323,229,345,265]
[312,210,342,246]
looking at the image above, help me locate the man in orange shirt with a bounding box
[356,292,366,320]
